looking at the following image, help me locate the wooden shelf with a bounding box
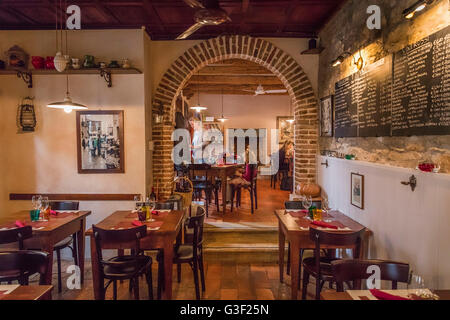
[0,67,142,88]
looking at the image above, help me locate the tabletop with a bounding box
[0,285,53,300]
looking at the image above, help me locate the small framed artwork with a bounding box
[350,173,364,209]
[76,110,124,174]
[320,95,334,137]
[276,116,294,145]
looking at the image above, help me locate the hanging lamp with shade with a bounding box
[53,0,68,72]
[47,0,87,113]
[217,89,228,122]
[190,71,207,113]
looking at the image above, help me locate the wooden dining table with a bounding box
[86,209,185,300]
[0,284,53,300]
[192,164,243,213]
[275,209,371,300]
[321,289,450,300]
[0,210,91,285]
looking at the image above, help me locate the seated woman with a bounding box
[229,144,257,187]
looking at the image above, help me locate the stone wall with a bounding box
[318,0,450,173]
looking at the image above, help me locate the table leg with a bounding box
[77,218,86,284]
[290,240,300,300]
[41,240,54,286]
[221,171,227,214]
[90,235,102,300]
[163,241,174,300]
[278,222,285,283]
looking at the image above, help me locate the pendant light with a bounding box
[190,71,207,113]
[287,99,294,123]
[47,0,87,113]
[217,89,228,122]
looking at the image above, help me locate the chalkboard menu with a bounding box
[334,25,449,138]
[392,26,449,136]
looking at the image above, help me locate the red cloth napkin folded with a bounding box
[15,220,25,228]
[369,289,409,300]
[132,220,143,227]
[50,210,58,216]
[311,220,338,229]
[151,210,160,216]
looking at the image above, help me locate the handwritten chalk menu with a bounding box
[392,26,450,136]
[334,26,449,138]
[335,76,358,137]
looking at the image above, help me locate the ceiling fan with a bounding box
[176,0,231,40]
[243,84,288,96]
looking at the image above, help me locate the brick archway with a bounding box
[153,35,318,198]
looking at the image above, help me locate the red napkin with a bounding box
[151,210,160,216]
[369,289,409,300]
[132,220,143,227]
[311,220,338,229]
[50,210,58,216]
[15,220,25,228]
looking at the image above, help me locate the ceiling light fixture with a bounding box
[331,52,351,67]
[403,0,433,19]
[190,70,207,113]
[47,0,87,113]
[217,89,228,122]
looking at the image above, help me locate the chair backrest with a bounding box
[332,259,410,291]
[0,226,33,250]
[189,163,211,181]
[0,250,49,284]
[154,202,174,210]
[284,200,322,209]
[92,224,147,265]
[50,201,79,210]
[309,227,365,278]
[186,206,206,258]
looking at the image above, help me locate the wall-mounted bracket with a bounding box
[401,175,417,192]
[17,70,32,88]
[99,69,112,87]
[321,159,329,168]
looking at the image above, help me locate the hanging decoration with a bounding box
[17,97,37,133]
[190,70,207,113]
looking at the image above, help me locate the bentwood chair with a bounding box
[231,164,258,214]
[189,163,218,216]
[0,225,33,250]
[284,200,322,278]
[93,225,153,300]
[0,250,49,285]
[302,227,365,300]
[49,201,80,293]
[159,207,206,300]
[331,259,410,291]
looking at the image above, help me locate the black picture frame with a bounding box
[350,172,364,209]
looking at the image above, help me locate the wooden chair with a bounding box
[0,226,33,250]
[159,207,206,300]
[93,225,153,300]
[302,227,365,300]
[0,250,49,285]
[49,201,80,293]
[331,259,410,291]
[284,200,321,277]
[231,164,258,214]
[189,163,218,216]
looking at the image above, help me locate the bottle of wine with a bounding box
[150,187,156,202]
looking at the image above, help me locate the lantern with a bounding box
[18,97,37,132]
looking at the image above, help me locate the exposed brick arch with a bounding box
[153,35,318,198]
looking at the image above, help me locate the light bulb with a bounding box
[64,107,73,113]
[405,12,415,19]
[415,4,426,11]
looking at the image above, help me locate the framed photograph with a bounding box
[320,95,334,137]
[276,116,294,145]
[350,173,364,209]
[76,110,124,174]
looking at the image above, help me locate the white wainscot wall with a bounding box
[317,156,450,289]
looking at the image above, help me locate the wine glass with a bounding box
[134,195,142,211]
[147,201,156,222]
[302,195,312,219]
[408,274,426,297]
[40,197,49,221]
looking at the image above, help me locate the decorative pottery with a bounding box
[108,60,120,68]
[121,58,130,68]
[71,58,80,69]
[99,62,106,68]
[45,56,55,69]
[83,55,95,68]
[5,45,29,70]
[53,52,67,72]
[31,56,45,69]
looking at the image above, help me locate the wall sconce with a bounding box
[331,50,364,71]
[403,0,434,19]
[18,96,37,132]
[153,102,164,124]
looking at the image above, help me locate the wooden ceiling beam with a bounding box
[142,0,165,32]
[93,0,121,24]
[188,75,283,85]
[3,7,40,25]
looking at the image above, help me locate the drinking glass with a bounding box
[40,197,49,221]
[302,195,312,219]
[408,274,426,297]
[147,201,156,222]
[134,195,142,211]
